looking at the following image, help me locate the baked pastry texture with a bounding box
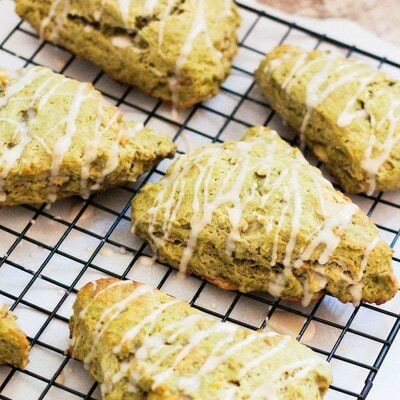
[132,126,397,306]
[69,278,332,400]
[0,66,176,206]
[256,44,400,195]
[15,0,240,109]
[0,301,30,369]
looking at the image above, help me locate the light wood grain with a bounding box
[257,0,400,45]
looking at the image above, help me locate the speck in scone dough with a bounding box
[256,44,400,195]
[69,278,332,400]
[132,127,398,306]
[15,0,241,109]
[0,301,30,369]
[0,66,176,206]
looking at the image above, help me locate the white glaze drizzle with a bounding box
[294,202,358,267]
[117,0,132,27]
[143,0,159,14]
[0,123,31,202]
[283,169,302,267]
[40,0,71,41]
[113,299,181,353]
[220,387,238,399]
[178,327,275,393]
[0,69,56,201]
[157,0,175,54]
[80,106,120,198]
[301,63,373,146]
[0,68,48,108]
[111,36,132,49]
[80,101,104,199]
[91,120,143,190]
[101,360,134,395]
[152,326,264,391]
[135,334,164,361]
[80,280,131,318]
[40,0,63,38]
[165,314,203,342]
[238,335,290,378]
[93,0,108,21]
[361,95,400,195]
[48,83,88,203]
[249,358,324,400]
[217,0,233,19]
[168,0,221,109]
[83,284,153,368]
[270,185,290,267]
[38,78,67,110]
[281,53,308,90]
[72,280,132,352]
[312,173,328,217]
[336,73,376,127]
[349,236,380,305]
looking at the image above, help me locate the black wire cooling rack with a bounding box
[0,1,399,399]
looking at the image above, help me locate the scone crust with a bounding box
[69,278,332,400]
[15,0,241,108]
[255,44,400,194]
[132,126,397,305]
[0,302,30,369]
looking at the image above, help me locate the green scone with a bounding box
[69,278,332,400]
[0,301,30,369]
[0,66,175,206]
[132,126,398,306]
[15,0,241,109]
[256,44,400,195]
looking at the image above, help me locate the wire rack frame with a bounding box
[0,1,399,399]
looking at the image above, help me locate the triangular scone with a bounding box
[69,278,332,400]
[0,66,176,206]
[0,301,30,369]
[16,0,240,109]
[132,127,397,306]
[256,44,400,195]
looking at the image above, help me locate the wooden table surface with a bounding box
[257,0,400,45]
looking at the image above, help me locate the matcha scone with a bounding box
[69,278,332,400]
[0,301,30,369]
[15,0,240,109]
[256,44,400,195]
[0,66,176,206]
[132,127,397,306]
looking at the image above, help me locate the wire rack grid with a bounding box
[0,0,399,399]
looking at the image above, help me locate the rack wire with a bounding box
[0,0,399,399]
